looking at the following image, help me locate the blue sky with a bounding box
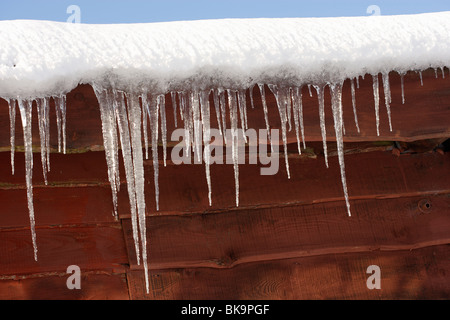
[1,0,450,23]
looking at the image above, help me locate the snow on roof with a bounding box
[1,12,450,98]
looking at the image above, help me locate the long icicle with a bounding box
[127,91,149,294]
[219,88,227,144]
[237,90,248,142]
[54,96,62,153]
[18,99,38,261]
[43,97,51,173]
[200,90,212,206]
[192,91,202,163]
[114,89,141,265]
[372,74,381,136]
[212,89,223,136]
[269,85,290,179]
[382,72,393,132]
[315,85,329,168]
[147,93,160,212]
[60,95,67,155]
[8,99,16,175]
[171,91,178,128]
[94,86,120,219]
[159,94,167,167]
[258,84,272,146]
[296,87,307,149]
[141,93,149,160]
[330,83,352,217]
[290,87,302,155]
[228,89,240,207]
[350,78,361,133]
[36,98,49,185]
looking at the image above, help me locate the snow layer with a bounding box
[1,12,450,98]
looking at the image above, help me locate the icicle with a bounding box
[171,91,178,128]
[237,90,248,142]
[191,91,202,163]
[212,89,223,136]
[105,90,121,195]
[141,94,149,160]
[372,74,381,136]
[249,85,256,109]
[290,87,302,154]
[179,92,190,154]
[200,90,212,206]
[382,72,393,132]
[147,93,160,212]
[315,85,329,168]
[219,88,227,144]
[127,91,150,294]
[36,99,48,185]
[178,91,184,121]
[350,79,361,133]
[435,68,439,78]
[227,89,240,207]
[441,67,446,79]
[60,95,67,155]
[8,99,16,175]
[43,97,51,173]
[308,84,313,97]
[269,84,290,179]
[53,95,67,154]
[113,89,141,265]
[258,84,272,145]
[400,73,406,104]
[159,94,167,167]
[18,99,38,261]
[419,71,424,86]
[330,83,352,217]
[356,76,360,89]
[54,96,62,153]
[286,88,292,132]
[93,87,120,219]
[297,87,307,149]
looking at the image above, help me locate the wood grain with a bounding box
[0,272,129,300]
[0,225,128,276]
[127,245,450,300]
[122,194,450,271]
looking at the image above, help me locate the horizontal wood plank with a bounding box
[127,245,450,300]
[123,194,450,270]
[140,150,450,216]
[1,149,448,220]
[0,225,128,276]
[0,187,120,228]
[0,272,129,300]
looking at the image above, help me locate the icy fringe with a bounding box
[6,69,439,292]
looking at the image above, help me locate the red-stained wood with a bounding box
[122,194,450,271]
[0,149,448,223]
[0,187,121,228]
[0,69,450,152]
[0,226,128,276]
[0,67,449,300]
[127,245,450,300]
[0,148,448,226]
[139,149,450,216]
[0,272,129,300]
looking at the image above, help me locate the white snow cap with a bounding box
[1,11,450,98]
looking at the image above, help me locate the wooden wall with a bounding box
[0,69,449,300]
